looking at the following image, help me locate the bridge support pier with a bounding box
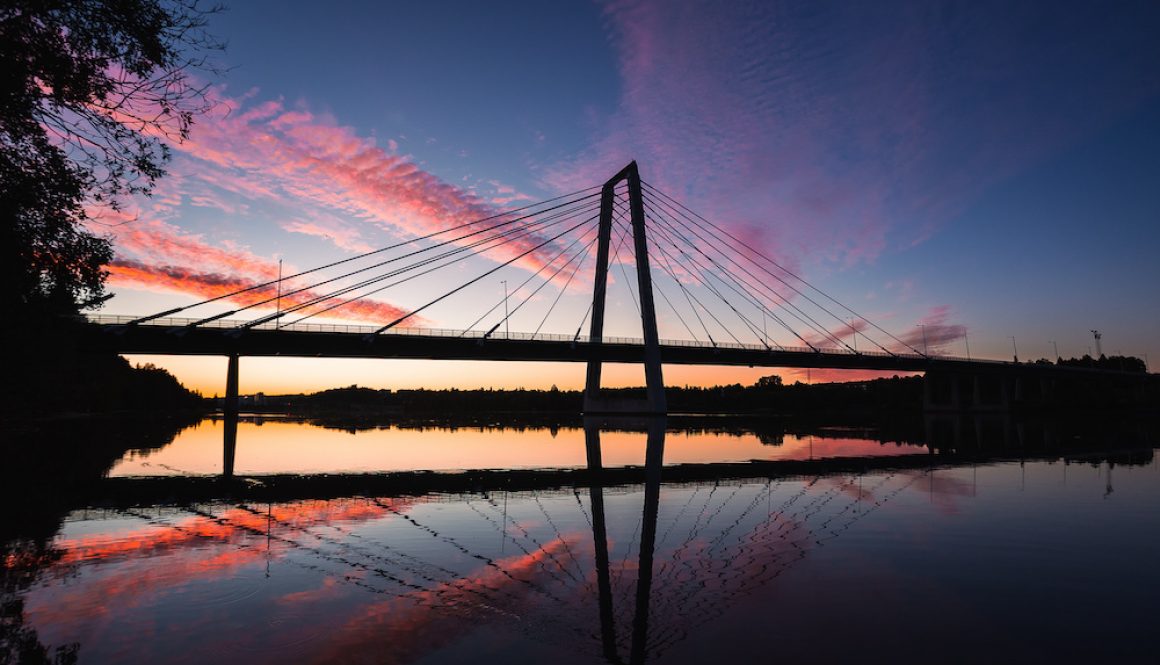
[584,162,667,415]
[225,353,240,416]
[223,352,240,479]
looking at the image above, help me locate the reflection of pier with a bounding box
[586,416,665,664]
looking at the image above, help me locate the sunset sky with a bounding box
[96,0,1160,396]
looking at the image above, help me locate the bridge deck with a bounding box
[82,315,1122,376]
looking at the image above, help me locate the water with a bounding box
[3,415,1159,663]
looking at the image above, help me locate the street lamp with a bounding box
[501,280,509,338]
[964,331,971,360]
[917,324,928,356]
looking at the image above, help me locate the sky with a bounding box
[95,0,1160,396]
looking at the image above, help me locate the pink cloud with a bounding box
[281,217,374,254]
[95,90,595,322]
[543,0,1160,275]
[108,259,419,325]
[896,305,967,354]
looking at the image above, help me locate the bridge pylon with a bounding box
[584,162,667,414]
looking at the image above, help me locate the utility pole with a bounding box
[502,280,509,338]
[762,309,767,347]
[275,258,283,330]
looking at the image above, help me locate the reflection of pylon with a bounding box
[585,416,666,665]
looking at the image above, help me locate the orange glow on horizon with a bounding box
[121,353,911,396]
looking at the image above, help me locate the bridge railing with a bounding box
[84,314,986,363]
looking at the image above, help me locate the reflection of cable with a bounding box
[533,493,593,595]
[373,499,569,605]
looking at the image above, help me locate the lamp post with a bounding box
[849,318,857,352]
[964,331,971,360]
[275,258,283,330]
[501,280,509,338]
[917,324,928,356]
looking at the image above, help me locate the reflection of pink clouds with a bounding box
[56,499,414,566]
[27,499,419,630]
[312,536,582,664]
[898,469,976,516]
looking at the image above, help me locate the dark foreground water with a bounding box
[3,414,1159,664]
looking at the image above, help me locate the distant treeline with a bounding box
[252,374,926,417]
[1033,354,1147,373]
[4,315,204,418]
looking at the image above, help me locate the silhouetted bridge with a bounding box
[88,162,1151,413]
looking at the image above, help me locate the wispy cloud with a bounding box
[97,89,585,321]
[545,0,1160,272]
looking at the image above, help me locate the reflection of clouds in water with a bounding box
[19,471,950,663]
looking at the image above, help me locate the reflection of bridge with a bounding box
[86,162,1148,414]
[47,417,1156,664]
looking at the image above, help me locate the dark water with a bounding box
[3,415,1159,664]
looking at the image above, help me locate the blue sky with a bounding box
[98,0,1160,393]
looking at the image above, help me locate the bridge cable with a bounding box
[255,204,598,328]
[644,200,835,351]
[644,198,832,351]
[289,204,597,330]
[372,215,599,334]
[532,235,596,339]
[186,194,601,328]
[619,210,757,348]
[458,225,595,337]
[610,202,643,319]
[643,182,923,356]
[245,200,601,328]
[127,186,602,324]
[482,227,601,339]
[607,197,714,345]
[643,214,783,349]
[621,217,737,348]
[644,195,848,352]
[610,214,727,346]
[647,196,858,354]
[647,194,896,357]
[608,199,717,346]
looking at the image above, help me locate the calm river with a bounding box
[3,414,1158,663]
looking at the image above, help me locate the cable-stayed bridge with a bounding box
[85,163,1148,413]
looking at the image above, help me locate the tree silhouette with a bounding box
[1,0,222,315]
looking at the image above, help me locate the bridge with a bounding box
[85,162,1150,413]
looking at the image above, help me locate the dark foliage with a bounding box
[1,0,221,314]
[2,318,204,417]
